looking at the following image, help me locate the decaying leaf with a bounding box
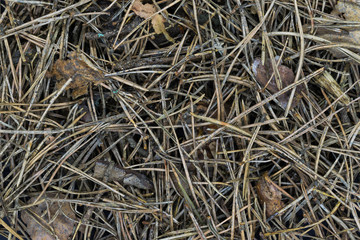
[131,0,157,19]
[256,173,284,217]
[21,194,78,240]
[93,159,153,190]
[317,32,360,58]
[46,56,106,99]
[334,1,360,49]
[335,1,360,21]
[252,57,305,108]
[131,0,174,42]
[305,1,360,58]
[78,101,93,123]
[310,32,360,59]
[315,71,350,105]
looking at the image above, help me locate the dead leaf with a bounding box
[252,57,305,108]
[311,29,360,58]
[46,57,106,99]
[93,160,153,190]
[334,1,360,52]
[21,194,78,240]
[78,101,93,123]
[256,173,284,217]
[131,0,174,42]
[132,0,156,19]
[335,1,360,21]
[305,1,360,58]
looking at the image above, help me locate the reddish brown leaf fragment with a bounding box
[256,173,284,217]
[252,58,304,108]
[47,58,106,99]
[21,194,78,240]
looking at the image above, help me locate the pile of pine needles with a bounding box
[1,0,360,239]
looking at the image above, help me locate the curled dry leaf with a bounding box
[256,173,284,217]
[21,194,78,240]
[93,159,153,190]
[46,55,106,99]
[131,0,174,42]
[252,58,305,108]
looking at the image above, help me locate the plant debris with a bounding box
[131,0,174,42]
[2,0,360,239]
[93,159,153,190]
[252,57,305,108]
[304,1,360,58]
[334,1,360,22]
[46,53,106,99]
[21,194,78,240]
[256,173,284,218]
[314,71,350,105]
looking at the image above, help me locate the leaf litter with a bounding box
[131,0,174,43]
[2,0,360,239]
[21,194,79,240]
[304,0,360,58]
[252,57,305,108]
[256,173,284,218]
[93,159,153,190]
[46,51,107,99]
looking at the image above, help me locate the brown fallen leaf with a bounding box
[131,0,157,19]
[256,173,284,217]
[304,1,360,58]
[131,0,174,42]
[335,1,360,21]
[46,55,106,99]
[334,1,360,50]
[93,159,153,190]
[252,57,305,108]
[302,24,360,58]
[21,194,78,240]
